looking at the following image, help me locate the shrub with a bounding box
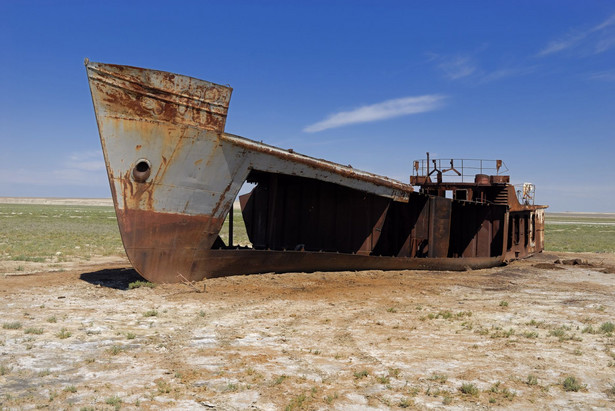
[460,383,479,396]
[600,322,615,334]
[353,370,369,379]
[128,280,155,289]
[56,328,71,339]
[562,376,583,392]
[143,310,158,317]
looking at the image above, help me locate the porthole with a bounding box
[132,159,151,182]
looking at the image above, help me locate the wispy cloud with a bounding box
[593,13,615,31]
[436,55,477,80]
[538,12,615,56]
[589,70,615,81]
[429,51,534,83]
[303,95,446,133]
[537,32,587,56]
[478,66,538,84]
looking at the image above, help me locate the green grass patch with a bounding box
[562,376,584,392]
[56,328,71,339]
[143,310,158,317]
[105,395,122,407]
[353,370,369,379]
[3,321,22,330]
[128,280,156,289]
[600,322,615,334]
[459,382,479,396]
[0,203,253,262]
[0,204,125,262]
[545,214,615,253]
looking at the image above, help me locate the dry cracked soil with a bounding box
[1,252,615,410]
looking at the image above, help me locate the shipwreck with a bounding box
[85,60,547,283]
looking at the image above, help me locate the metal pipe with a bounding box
[229,201,234,246]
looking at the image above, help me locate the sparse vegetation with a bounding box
[460,382,479,396]
[429,373,448,383]
[377,375,390,384]
[562,376,584,392]
[143,310,158,317]
[0,363,11,375]
[156,379,171,393]
[354,369,369,379]
[523,331,539,338]
[527,374,538,386]
[56,328,71,339]
[47,315,57,323]
[545,214,615,253]
[499,300,509,307]
[3,321,22,330]
[286,393,307,410]
[105,395,122,408]
[128,280,156,289]
[502,388,516,400]
[600,322,615,334]
[0,205,613,408]
[107,345,126,355]
[325,392,338,404]
[0,204,125,262]
[273,375,287,385]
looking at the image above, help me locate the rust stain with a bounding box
[116,208,222,283]
[87,61,548,284]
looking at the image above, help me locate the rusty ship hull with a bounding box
[86,61,546,283]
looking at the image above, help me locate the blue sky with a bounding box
[1,1,614,212]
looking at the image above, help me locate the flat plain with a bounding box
[1,200,615,409]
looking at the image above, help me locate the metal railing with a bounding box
[412,156,509,183]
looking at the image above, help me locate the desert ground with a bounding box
[3,254,615,410]
[1,199,615,409]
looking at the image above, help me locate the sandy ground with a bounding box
[0,197,113,206]
[0,252,614,410]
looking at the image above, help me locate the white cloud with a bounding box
[429,51,533,84]
[437,56,477,79]
[595,35,615,53]
[303,95,446,133]
[538,12,615,56]
[593,13,615,31]
[537,32,587,56]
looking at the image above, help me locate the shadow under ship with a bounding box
[86,60,547,283]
